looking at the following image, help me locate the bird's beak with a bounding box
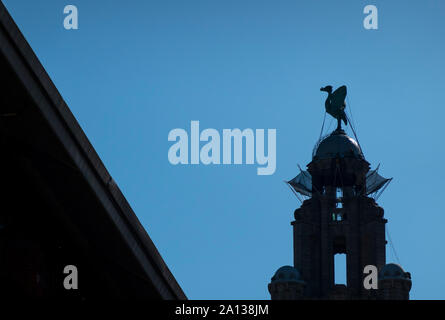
[320,87,324,91]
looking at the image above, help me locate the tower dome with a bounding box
[379,263,411,281]
[313,129,364,160]
[378,263,412,300]
[268,265,306,300]
[271,265,304,283]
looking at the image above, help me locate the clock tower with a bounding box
[268,86,412,300]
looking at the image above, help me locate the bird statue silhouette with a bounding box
[320,85,348,131]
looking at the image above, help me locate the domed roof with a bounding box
[313,129,364,160]
[379,263,411,280]
[271,265,304,283]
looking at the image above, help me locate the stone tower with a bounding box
[268,266,305,300]
[268,127,412,300]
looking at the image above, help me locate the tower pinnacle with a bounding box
[269,86,411,300]
[320,85,348,131]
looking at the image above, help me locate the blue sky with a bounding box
[3,0,444,299]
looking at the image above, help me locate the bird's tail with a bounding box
[342,113,348,126]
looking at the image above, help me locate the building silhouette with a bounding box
[269,106,412,300]
[0,2,185,299]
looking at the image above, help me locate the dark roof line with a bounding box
[0,1,186,299]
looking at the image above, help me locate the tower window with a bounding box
[334,253,347,285]
[332,213,342,221]
[336,187,343,199]
[332,210,345,221]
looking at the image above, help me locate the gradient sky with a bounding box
[3,0,444,299]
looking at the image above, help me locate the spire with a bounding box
[271,85,411,300]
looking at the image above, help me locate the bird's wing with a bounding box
[331,86,347,111]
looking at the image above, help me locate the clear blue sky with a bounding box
[3,0,444,299]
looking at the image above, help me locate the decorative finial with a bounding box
[320,85,348,131]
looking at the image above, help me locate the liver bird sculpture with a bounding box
[320,85,348,130]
